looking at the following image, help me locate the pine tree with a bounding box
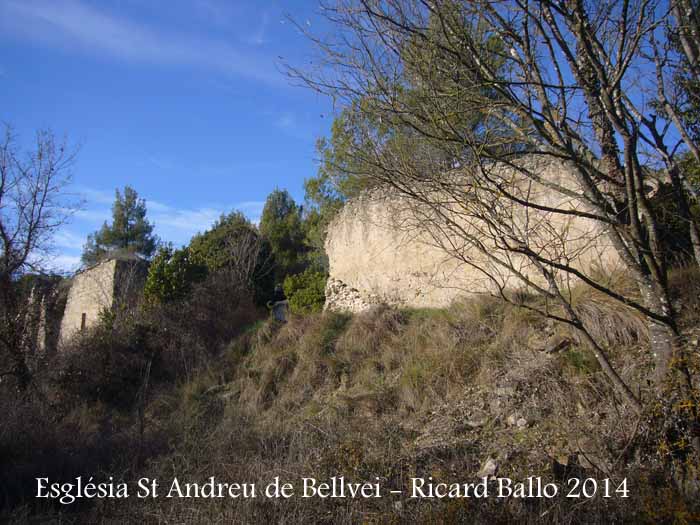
[259,189,307,283]
[81,186,158,266]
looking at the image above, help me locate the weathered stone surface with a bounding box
[477,457,498,478]
[59,257,147,345]
[324,277,384,313]
[23,277,67,359]
[494,386,516,397]
[325,157,622,312]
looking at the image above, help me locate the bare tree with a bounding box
[641,0,700,265]
[666,0,700,161]
[0,124,77,388]
[219,227,275,295]
[290,0,700,421]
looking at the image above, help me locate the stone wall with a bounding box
[324,158,623,312]
[59,258,147,345]
[23,277,67,360]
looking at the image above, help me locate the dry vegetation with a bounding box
[3,267,697,523]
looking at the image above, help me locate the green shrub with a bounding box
[189,211,275,304]
[259,189,308,284]
[283,269,327,314]
[144,246,207,304]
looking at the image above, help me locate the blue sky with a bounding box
[0,0,334,271]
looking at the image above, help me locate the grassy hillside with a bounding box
[2,268,699,523]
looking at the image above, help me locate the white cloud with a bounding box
[150,205,223,244]
[53,229,86,251]
[28,247,82,273]
[145,200,172,213]
[149,200,266,243]
[46,254,82,273]
[52,187,266,271]
[233,200,265,224]
[235,200,265,212]
[244,11,270,46]
[73,208,111,222]
[0,0,283,85]
[75,186,115,205]
[192,0,238,26]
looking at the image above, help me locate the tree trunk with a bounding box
[578,327,643,412]
[648,319,679,386]
[636,280,679,387]
[689,215,700,268]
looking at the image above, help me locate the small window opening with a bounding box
[81,313,87,330]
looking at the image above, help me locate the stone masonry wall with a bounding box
[22,277,67,361]
[59,258,147,345]
[324,158,623,313]
[59,259,118,344]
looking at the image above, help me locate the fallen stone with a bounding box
[543,336,571,354]
[494,386,516,397]
[477,457,498,478]
[465,416,488,429]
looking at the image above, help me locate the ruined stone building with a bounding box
[22,275,68,360]
[324,157,622,312]
[23,157,627,341]
[59,257,148,344]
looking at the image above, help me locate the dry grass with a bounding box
[4,273,699,523]
[100,293,682,524]
[236,304,498,428]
